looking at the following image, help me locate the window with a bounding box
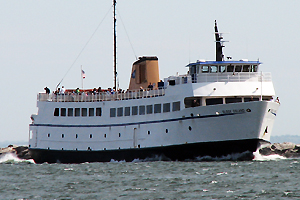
[235,65,242,72]
[89,108,94,116]
[210,65,218,73]
[242,65,250,72]
[47,133,50,137]
[96,107,102,116]
[117,107,123,117]
[62,134,64,138]
[201,65,209,73]
[75,134,78,138]
[125,107,130,116]
[82,108,87,117]
[244,97,259,102]
[61,108,66,116]
[146,105,153,114]
[132,106,138,115]
[110,108,116,117]
[184,97,201,108]
[90,134,92,138]
[139,105,145,115]
[250,65,258,72]
[163,103,170,113]
[68,108,73,116]
[154,104,161,113]
[227,65,234,72]
[54,108,59,116]
[219,65,226,73]
[75,108,80,117]
[206,98,223,105]
[172,101,180,111]
[225,97,242,104]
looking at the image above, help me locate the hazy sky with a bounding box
[1,0,299,144]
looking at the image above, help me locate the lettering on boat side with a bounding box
[222,109,246,114]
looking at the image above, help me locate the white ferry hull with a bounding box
[29,101,279,163]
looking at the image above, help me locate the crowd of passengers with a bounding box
[44,80,164,96]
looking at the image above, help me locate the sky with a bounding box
[0,0,299,144]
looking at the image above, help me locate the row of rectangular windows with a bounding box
[110,101,180,117]
[54,107,102,117]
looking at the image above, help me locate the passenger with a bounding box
[93,88,97,95]
[60,86,65,94]
[275,97,280,104]
[44,87,50,94]
[158,80,164,89]
[148,82,153,90]
[55,88,60,95]
[75,88,80,94]
[97,87,102,93]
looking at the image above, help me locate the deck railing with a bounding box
[38,88,166,102]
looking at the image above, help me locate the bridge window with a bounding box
[250,65,258,72]
[184,97,201,108]
[227,65,234,72]
[242,65,250,72]
[201,66,209,73]
[210,65,218,73]
[235,65,242,72]
[244,97,259,102]
[219,65,226,73]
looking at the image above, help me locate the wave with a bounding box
[0,153,35,164]
[253,148,287,161]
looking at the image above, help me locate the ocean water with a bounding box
[0,152,299,199]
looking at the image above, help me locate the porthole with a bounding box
[166,129,168,133]
[189,126,192,131]
[104,148,106,150]
[119,133,121,137]
[62,148,64,150]
[104,134,106,138]
[87,147,91,151]
[47,133,50,137]
[138,144,140,148]
[148,131,150,135]
[190,113,194,117]
[90,134,93,138]
[75,134,78,139]
[61,134,64,138]
[246,108,251,112]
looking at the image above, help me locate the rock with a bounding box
[259,142,300,158]
[0,145,32,160]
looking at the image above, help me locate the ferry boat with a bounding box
[28,3,279,163]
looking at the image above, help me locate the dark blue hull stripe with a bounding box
[30,112,241,128]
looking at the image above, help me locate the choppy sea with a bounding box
[0,151,299,200]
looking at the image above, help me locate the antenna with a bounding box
[113,0,117,90]
[214,20,229,61]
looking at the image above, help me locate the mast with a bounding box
[113,0,117,90]
[214,20,224,61]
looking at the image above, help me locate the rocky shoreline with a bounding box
[0,145,32,160]
[259,142,300,158]
[1,142,300,161]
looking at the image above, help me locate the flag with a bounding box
[82,70,86,79]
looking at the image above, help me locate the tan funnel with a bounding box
[128,56,160,90]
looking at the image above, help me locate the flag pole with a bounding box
[81,65,84,90]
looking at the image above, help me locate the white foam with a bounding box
[0,153,35,164]
[253,149,286,161]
